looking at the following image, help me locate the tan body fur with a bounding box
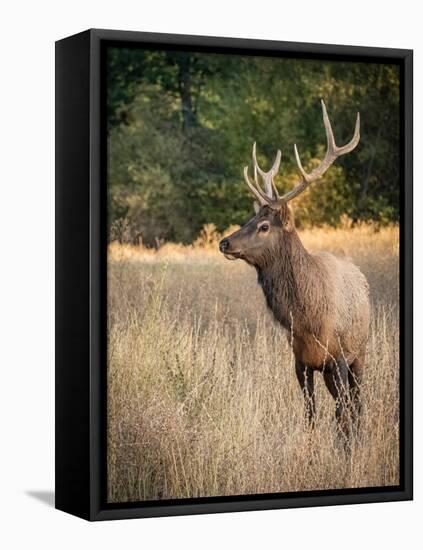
[289,251,370,369]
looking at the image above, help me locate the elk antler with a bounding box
[243,143,282,205]
[243,100,360,206]
[252,142,281,201]
[282,100,360,201]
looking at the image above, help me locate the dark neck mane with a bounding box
[256,230,325,332]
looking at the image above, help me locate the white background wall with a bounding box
[0,1,420,548]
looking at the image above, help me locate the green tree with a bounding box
[107,47,400,244]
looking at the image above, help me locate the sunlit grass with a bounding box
[107,222,399,502]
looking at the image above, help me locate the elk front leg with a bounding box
[323,359,350,443]
[295,360,315,427]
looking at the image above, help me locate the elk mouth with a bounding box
[223,251,242,261]
[219,238,243,260]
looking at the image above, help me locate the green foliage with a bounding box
[107,48,400,244]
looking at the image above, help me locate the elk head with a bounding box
[219,100,360,266]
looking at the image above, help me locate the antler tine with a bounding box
[281,100,360,202]
[321,99,337,155]
[252,142,282,200]
[336,111,360,155]
[243,165,271,205]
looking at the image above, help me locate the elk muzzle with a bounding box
[219,239,229,253]
[219,237,242,260]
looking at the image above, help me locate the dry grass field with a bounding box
[107,222,399,503]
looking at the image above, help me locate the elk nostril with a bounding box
[219,239,229,253]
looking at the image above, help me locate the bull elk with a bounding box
[219,101,370,440]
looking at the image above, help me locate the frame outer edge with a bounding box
[55,30,92,520]
[403,49,413,499]
[72,28,413,521]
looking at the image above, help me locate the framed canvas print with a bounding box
[55,29,413,521]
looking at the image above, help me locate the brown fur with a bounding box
[220,200,370,436]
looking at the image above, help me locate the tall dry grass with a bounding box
[107,222,399,502]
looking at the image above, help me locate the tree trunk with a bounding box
[177,57,197,131]
[358,122,382,209]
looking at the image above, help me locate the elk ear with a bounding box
[253,201,260,214]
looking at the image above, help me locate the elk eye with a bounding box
[259,223,269,233]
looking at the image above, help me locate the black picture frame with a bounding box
[55,28,413,521]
